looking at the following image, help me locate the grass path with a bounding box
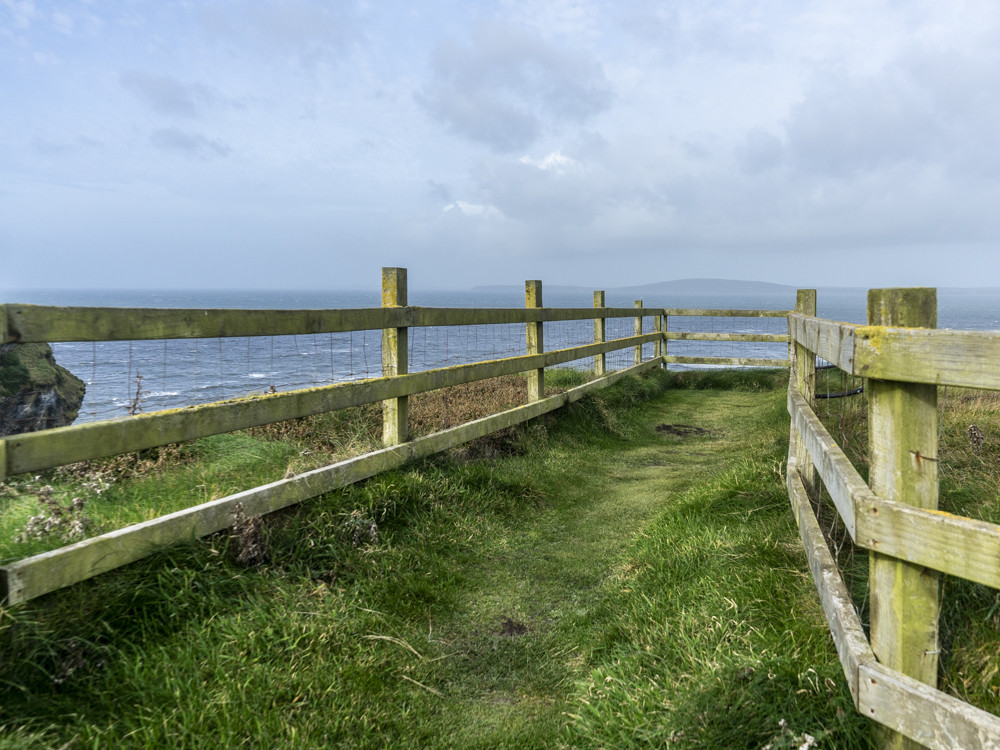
[422,387,796,748]
[0,372,869,748]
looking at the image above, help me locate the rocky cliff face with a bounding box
[0,343,86,435]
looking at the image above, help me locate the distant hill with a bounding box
[473,278,797,295]
[616,278,796,295]
[470,280,1000,296]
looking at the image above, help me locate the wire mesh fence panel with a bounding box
[52,330,387,423]
[39,306,792,427]
[665,314,787,364]
[545,318,594,354]
[408,323,525,374]
[51,314,644,424]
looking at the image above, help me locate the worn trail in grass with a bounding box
[425,386,776,746]
[0,372,868,748]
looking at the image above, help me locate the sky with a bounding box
[3,0,1000,291]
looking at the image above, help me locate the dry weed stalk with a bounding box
[967,423,986,454]
[15,485,93,543]
[230,501,269,567]
[128,372,146,416]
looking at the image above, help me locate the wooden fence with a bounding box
[0,268,789,605]
[788,287,1000,749]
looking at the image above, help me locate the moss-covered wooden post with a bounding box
[526,280,544,401]
[792,289,817,495]
[381,267,408,445]
[868,288,939,750]
[654,310,663,361]
[593,291,606,377]
[634,300,643,365]
[662,312,669,368]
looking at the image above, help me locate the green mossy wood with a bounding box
[867,288,940,750]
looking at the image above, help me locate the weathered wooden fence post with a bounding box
[634,300,643,365]
[593,291,606,377]
[792,289,817,495]
[867,288,939,750]
[662,312,669,369]
[381,267,408,445]
[526,280,544,402]
[654,309,663,361]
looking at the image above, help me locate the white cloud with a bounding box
[443,201,501,218]
[518,150,579,173]
[2,0,36,30]
[51,9,72,34]
[32,49,59,65]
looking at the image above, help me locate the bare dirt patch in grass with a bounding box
[655,423,709,437]
[499,617,529,637]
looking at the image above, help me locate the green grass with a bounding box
[0,434,304,562]
[0,368,874,747]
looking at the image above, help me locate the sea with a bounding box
[4,287,1000,424]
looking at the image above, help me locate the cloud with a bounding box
[150,128,231,158]
[736,128,784,175]
[417,20,612,152]
[2,0,37,31]
[51,9,72,35]
[519,150,579,173]
[32,50,60,65]
[618,1,774,63]
[473,151,604,226]
[726,39,1000,187]
[426,180,452,203]
[443,201,501,218]
[120,71,235,118]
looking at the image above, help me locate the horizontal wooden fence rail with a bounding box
[663,308,789,318]
[3,304,656,343]
[789,312,1000,390]
[663,332,787,343]
[786,287,1000,749]
[663,356,788,368]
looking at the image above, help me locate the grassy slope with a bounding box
[0,370,870,748]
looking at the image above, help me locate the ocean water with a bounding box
[4,287,999,423]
